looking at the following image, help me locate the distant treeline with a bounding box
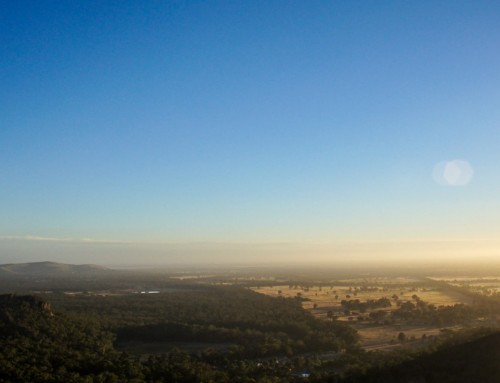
[340,297,392,312]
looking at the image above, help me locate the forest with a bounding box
[2,263,500,382]
[0,286,360,382]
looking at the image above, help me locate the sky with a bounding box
[1,1,499,265]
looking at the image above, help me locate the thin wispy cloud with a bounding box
[0,235,134,245]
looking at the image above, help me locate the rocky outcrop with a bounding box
[0,294,53,315]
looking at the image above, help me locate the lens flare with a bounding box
[433,160,474,186]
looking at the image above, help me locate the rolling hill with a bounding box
[0,261,111,277]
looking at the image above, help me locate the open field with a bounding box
[252,280,472,350]
[252,284,471,315]
[353,323,462,351]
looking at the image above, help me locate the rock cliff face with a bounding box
[0,294,55,340]
[0,294,53,315]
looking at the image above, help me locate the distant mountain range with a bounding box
[0,261,110,277]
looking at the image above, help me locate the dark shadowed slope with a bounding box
[346,331,500,383]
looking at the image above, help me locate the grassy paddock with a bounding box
[252,280,472,350]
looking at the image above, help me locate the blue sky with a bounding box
[1,1,499,264]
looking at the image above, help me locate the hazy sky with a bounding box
[1,1,499,264]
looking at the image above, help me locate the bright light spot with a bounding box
[433,160,474,186]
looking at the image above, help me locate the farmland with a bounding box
[252,277,474,350]
[3,262,500,382]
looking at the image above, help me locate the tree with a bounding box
[398,332,406,343]
[369,310,386,323]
